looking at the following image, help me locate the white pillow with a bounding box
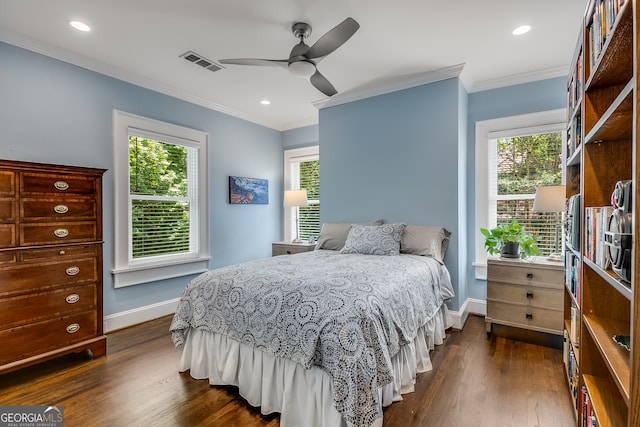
[340,223,406,255]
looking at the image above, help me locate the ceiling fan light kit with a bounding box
[219,17,360,97]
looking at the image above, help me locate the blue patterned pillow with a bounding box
[340,223,406,255]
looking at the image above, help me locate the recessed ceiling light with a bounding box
[69,20,91,32]
[260,100,271,105]
[512,25,531,36]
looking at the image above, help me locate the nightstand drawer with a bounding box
[487,282,563,310]
[487,301,563,333]
[272,242,315,256]
[488,263,562,288]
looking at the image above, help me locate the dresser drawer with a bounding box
[0,224,16,248]
[0,257,98,296]
[0,171,15,196]
[488,263,563,288]
[0,250,17,265]
[21,198,97,222]
[487,282,563,310]
[0,310,97,365]
[0,198,16,222]
[487,301,563,333]
[0,284,96,328]
[21,173,97,196]
[20,221,97,246]
[19,244,98,262]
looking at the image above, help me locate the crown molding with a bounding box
[0,32,283,131]
[468,65,569,93]
[313,64,466,110]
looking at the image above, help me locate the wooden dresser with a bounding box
[486,256,564,336]
[0,159,106,374]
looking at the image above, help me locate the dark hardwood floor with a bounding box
[0,314,575,426]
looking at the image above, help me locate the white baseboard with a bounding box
[104,298,180,333]
[447,298,487,330]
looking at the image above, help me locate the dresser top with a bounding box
[487,255,564,270]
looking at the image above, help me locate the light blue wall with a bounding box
[2,39,567,319]
[282,125,318,149]
[0,42,283,316]
[466,77,567,300]
[318,78,466,309]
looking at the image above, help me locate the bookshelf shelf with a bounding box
[583,374,628,427]
[583,314,631,403]
[567,145,582,167]
[563,1,638,426]
[583,258,633,300]
[585,0,633,90]
[584,79,633,143]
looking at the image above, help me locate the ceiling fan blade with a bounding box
[219,58,288,68]
[310,70,337,97]
[304,17,360,60]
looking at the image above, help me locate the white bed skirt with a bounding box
[178,305,452,427]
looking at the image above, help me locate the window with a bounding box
[491,132,564,254]
[284,146,320,242]
[475,109,565,279]
[112,111,209,288]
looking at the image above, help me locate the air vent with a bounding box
[180,51,224,73]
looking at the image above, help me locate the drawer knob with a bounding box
[66,266,80,276]
[286,250,292,254]
[66,323,80,334]
[66,293,80,304]
[526,273,533,279]
[54,228,69,238]
[526,292,534,298]
[526,313,533,320]
[59,250,66,255]
[54,204,69,214]
[54,181,70,191]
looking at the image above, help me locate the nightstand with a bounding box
[272,241,316,256]
[486,256,564,336]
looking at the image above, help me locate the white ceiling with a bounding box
[0,0,587,131]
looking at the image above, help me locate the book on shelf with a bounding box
[565,194,581,253]
[587,0,627,72]
[584,206,614,269]
[564,344,580,411]
[571,301,580,348]
[581,386,599,426]
[565,251,581,303]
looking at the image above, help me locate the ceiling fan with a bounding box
[219,17,360,97]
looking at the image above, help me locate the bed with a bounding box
[170,223,454,427]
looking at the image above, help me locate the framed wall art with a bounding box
[229,176,269,204]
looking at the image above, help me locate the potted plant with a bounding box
[480,220,539,259]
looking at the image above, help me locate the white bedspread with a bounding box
[171,251,453,427]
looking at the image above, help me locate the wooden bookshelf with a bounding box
[563,0,639,426]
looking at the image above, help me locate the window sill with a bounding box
[111,256,211,288]
[473,261,487,281]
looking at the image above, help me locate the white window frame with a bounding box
[284,146,319,242]
[474,108,566,280]
[112,110,210,288]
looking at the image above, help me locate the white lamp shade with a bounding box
[532,185,566,212]
[284,189,308,207]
